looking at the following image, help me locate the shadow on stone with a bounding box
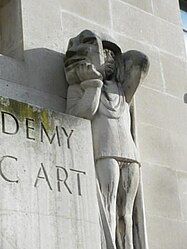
[0,47,68,112]
[184,93,187,104]
[24,48,68,99]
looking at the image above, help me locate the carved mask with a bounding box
[64,30,104,84]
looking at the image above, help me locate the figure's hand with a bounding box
[65,67,80,85]
[76,63,103,82]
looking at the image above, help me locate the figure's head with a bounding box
[64,30,123,84]
[64,30,104,84]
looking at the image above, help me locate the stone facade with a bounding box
[0,0,187,248]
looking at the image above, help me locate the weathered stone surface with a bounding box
[160,52,187,98]
[142,164,181,219]
[60,0,111,28]
[0,49,67,111]
[0,96,101,249]
[177,171,187,195]
[136,87,187,172]
[169,132,187,172]
[21,0,64,52]
[0,55,27,85]
[146,215,187,249]
[137,123,174,167]
[154,18,186,58]
[61,11,109,52]
[24,49,67,99]
[152,0,181,25]
[0,50,67,101]
[180,194,187,221]
[112,0,185,58]
[166,96,187,137]
[112,0,155,44]
[119,0,153,13]
[0,0,23,59]
[136,86,168,129]
[138,122,187,172]
[0,79,66,113]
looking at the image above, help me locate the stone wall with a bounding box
[0,0,23,59]
[0,0,187,248]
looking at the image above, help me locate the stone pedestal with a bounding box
[0,96,101,249]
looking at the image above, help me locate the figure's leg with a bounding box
[96,158,120,244]
[118,163,140,249]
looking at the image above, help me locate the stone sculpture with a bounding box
[64,30,149,249]
[184,93,187,103]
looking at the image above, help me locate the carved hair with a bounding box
[103,48,124,84]
[103,49,115,80]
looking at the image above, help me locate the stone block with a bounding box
[112,0,155,45]
[137,123,175,167]
[21,0,64,52]
[24,48,68,98]
[160,52,187,99]
[166,95,187,136]
[136,88,187,171]
[0,96,101,248]
[177,171,187,195]
[180,194,187,221]
[136,87,168,129]
[169,132,187,172]
[0,55,27,85]
[0,49,68,101]
[0,79,66,113]
[61,11,109,52]
[154,18,186,58]
[114,34,164,90]
[4,42,24,61]
[0,212,101,249]
[146,215,187,249]
[60,0,111,28]
[152,0,181,25]
[142,164,181,219]
[119,0,153,13]
[0,0,23,59]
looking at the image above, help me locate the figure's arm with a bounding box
[122,50,149,103]
[66,63,103,120]
[66,80,103,120]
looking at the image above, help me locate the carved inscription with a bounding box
[1,111,74,149]
[0,156,86,196]
[0,155,19,183]
[0,109,87,197]
[34,163,53,190]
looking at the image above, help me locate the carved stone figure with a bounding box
[64,30,149,249]
[184,93,187,103]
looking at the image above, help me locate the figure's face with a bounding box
[64,30,104,84]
